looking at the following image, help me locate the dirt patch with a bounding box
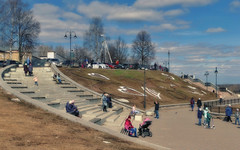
[0,87,152,150]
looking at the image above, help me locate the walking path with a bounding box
[145,106,240,150]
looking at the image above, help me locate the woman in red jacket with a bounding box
[124,116,137,137]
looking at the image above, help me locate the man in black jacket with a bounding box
[197,98,202,109]
[154,100,159,119]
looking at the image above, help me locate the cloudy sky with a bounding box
[24,0,240,84]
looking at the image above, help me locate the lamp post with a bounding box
[214,67,218,98]
[143,66,146,110]
[204,71,209,91]
[64,30,77,66]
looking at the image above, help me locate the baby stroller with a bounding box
[138,118,152,138]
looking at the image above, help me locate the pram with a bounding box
[138,118,152,138]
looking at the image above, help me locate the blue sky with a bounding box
[24,0,240,84]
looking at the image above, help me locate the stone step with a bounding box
[31,96,46,100]
[77,94,93,98]
[89,118,101,124]
[11,86,28,89]
[106,114,120,123]
[6,82,22,84]
[79,106,101,114]
[4,79,17,81]
[60,86,77,89]
[20,91,35,94]
[67,90,84,93]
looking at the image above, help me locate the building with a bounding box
[0,47,32,63]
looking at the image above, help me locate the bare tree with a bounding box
[74,45,91,63]
[0,0,40,61]
[55,46,66,58]
[83,17,104,62]
[37,45,52,57]
[113,36,128,63]
[132,30,155,65]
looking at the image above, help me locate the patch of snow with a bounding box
[188,86,196,90]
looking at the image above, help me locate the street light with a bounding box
[64,30,77,66]
[143,67,146,110]
[204,71,209,91]
[214,67,218,98]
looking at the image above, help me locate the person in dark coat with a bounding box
[197,98,202,109]
[23,62,28,76]
[28,62,33,76]
[154,100,159,119]
[225,104,232,122]
[107,94,112,108]
[197,108,203,126]
[65,100,80,117]
[190,97,195,111]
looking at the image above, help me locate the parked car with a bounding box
[47,58,62,67]
[115,64,125,69]
[105,63,115,69]
[88,63,109,69]
[5,60,20,66]
[0,61,6,67]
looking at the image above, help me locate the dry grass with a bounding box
[0,87,152,150]
[59,68,216,109]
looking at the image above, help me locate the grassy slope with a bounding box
[59,67,216,109]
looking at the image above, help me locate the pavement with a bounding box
[142,106,240,150]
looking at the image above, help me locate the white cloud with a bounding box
[134,0,216,8]
[206,27,225,33]
[77,1,164,21]
[32,3,87,43]
[164,9,187,17]
[230,0,240,11]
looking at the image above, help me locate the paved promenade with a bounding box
[143,106,240,150]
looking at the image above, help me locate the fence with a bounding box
[204,98,240,113]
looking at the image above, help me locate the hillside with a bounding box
[59,67,216,109]
[219,84,240,94]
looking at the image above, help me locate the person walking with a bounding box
[190,97,195,111]
[154,100,159,119]
[203,107,208,126]
[206,109,212,128]
[33,76,38,86]
[225,104,232,122]
[28,62,33,76]
[101,92,108,112]
[197,108,203,126]
[197,98,202,109]
[235,108,240,125]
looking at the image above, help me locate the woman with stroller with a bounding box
[124,115,137,137]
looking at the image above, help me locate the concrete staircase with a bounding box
[3,66,141,130]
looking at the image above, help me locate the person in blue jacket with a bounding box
[225,104,232,122]
[197,108,203,126]
[66,100,80,117]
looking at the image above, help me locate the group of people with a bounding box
[225,104,240,125]
[101,92,112,112]
[23,61,33,76]
[53,73,62,84]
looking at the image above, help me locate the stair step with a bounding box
[106,114,120,123]
[7,82,22,84]
[67,90,84,93]
[89,118,101,124]
[77,94,93,98]
[11,86,28,89]
[4,79,17,81]
[61,86,77,88]
[20,91,35,94]
[31,97,46,100]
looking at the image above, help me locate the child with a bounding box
[33,76,38,86]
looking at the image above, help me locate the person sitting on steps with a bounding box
[56,73,62,84]
[65,100,80,118]
[124,115,137,137]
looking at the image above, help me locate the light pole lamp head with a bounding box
[64,34,67,38]
[74,35,77,38]
[215,67,218,74]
